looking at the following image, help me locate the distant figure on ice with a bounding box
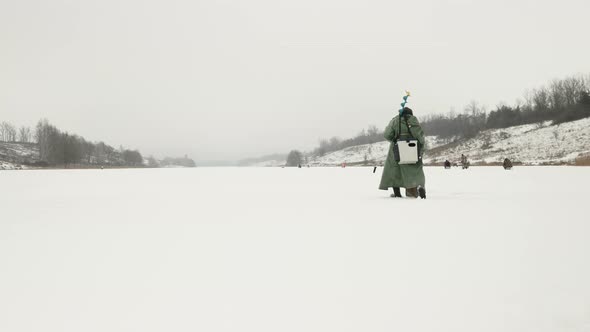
[503,158,513,170]
[444,160,451,169]
[460,154,470,169]
[379,107,426,199]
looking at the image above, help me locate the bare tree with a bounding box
[122,149,143,166]
[522,89,534,111]
[367,125,380,143]
[317,139,329,157]
[18,126,32,143]
[532,87,550,112]
[367,125,379,135]
[82,141,95,164]
[1,122,18,142]
[286,150,303,167]
[9,125,17,141]
[329,136,341,149]
[147,156,159,168]
[0,122,7,141]
[549,79,566,111]
[464,100,485,116]
[94,142,106,164]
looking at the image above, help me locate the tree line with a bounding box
[35,119,144,167]
[422,74,590,139]
[1,119,144,167]
[301,73,590,158]
[2,118,198,168]
[0,122,33,143]
[312,125,383,157]
[158,155,197,168]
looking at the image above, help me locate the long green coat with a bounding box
[379,114,426,190]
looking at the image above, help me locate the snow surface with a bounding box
[0,161,21,170]
[1,167,589,332]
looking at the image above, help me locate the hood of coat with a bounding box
[401,107,413,116]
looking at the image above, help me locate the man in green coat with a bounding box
[379,107,426,198]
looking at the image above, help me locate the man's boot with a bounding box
[405,187,418,198]
[391,187,402,198]
[418,186,426,199]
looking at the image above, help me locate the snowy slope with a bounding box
[425,118,590,165]
[0,142,39,169]
[308,118,590,166]
[307,136,445,166]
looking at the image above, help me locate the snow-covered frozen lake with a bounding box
[1,166,589,332]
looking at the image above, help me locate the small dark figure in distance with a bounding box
[503,158,513,170]
[444,160,451,169]
[461,154,470,169]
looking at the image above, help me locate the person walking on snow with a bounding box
[379,107,426,198]
[460,154,469,168]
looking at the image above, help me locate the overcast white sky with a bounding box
[1,0,589,162]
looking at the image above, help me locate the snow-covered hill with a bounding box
[0,142,39,170]
[304,136,445,166]
[307,118,590,166]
